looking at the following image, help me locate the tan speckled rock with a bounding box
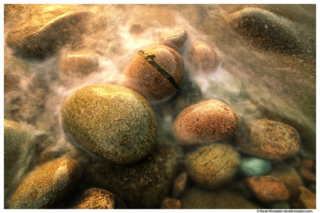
[160,197,181,209]
[70,188,126,209]
[173,100,239,145]
[246,176,289,203]
[82,143,182,208]
[9,158,80,209]
[60,52,99,78]
[180,188,261,209]
[5,11,91,56]
[188,42,219,73]
[157,29,188,52]
[122,45,184,101]
[61,84,157,164]
[237,119,300,161]
[299,186,316,209]
[172,172,188,198]
[186,142,240,189]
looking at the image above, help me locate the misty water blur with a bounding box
[3,4,316,208]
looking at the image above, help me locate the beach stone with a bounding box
[157,29,188,52]
[61,84,157,164]
[228,7,301,54]
[299,186,316,209]
[298,167,316,183]
[70,188,126,209]
[160,197,181,209]
[246,176,289,203]
[172,172,188,198]
[180,187,260,209]
[240,157,272,177]
[237,119,300,161]
[60,52,99,78]
[9,158,80,209]
[188,42,219,73]
[5,11,91,56]
[82,143,182,208]
[186,142,240,189]
[122,45,184,101]
[173,100,239,145]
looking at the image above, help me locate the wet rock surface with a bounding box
[9,158,80,209]
[61,84,157,164]
[160,197,181,209]
[186,142,240,189]
[246,176,289,203]
[172,172,188,198]
[174,100,239,145]
[157,29,188,52]
[237,119,300,161]
[240,157,272,177]
[299,186,316,209]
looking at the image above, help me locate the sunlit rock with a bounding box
[157,29,188,52]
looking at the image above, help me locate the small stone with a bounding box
[180,187,260,209]
[82,143,182,208]
[188,42,219,73]
[157,29,188,52]
[5,11,91,56]
[301,159,314,171]
[298,167,316,183]
[160,197,181,209]
[299,186,316,209]
[246,176,290,203]
[186,142,240,189]
[240,157,272,177]
[122,45,184,101]
[70,188,126,209]
[172,172,188,198]
[61,84,157,164]
[237,119,300,161]
[173,100,239,145]
[60,52,99,78]
[9,158,80,209]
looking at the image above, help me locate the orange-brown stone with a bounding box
[299,186,316,209]
[160,197,181,209]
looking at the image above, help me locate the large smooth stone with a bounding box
[173,100,239,145]
[122,45,184,101]
[186,142,240,189]
[61,84,157,164]
[5,11,91,56]
[9,158,80,209]
[237,119,300,161]
[180,187,260,209]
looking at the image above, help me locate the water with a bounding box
[3,4,316,209]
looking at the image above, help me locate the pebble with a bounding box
[122,44,184,101]
[157,29,188,52]
[70,188,126,209]
[5,11,91,56]
[188,42,219,73]
[180,187,260,209]
[240,157,272,177]
[82,143,182,208]
[246,176,290,203]
[61,84,157,164]
[237,119,300,161]
[299,186,316,209]
[160,197,181,209]
[60,52,99,78]
[172,172,188,198]
[173,100,239,145]
[228,7,301,54]
[9,158,80,209]
[186,142,240,189]
[298,167,316,183]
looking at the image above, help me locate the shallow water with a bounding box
[3,4,316,209]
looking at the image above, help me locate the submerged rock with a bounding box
[160,197,181,209]
[299,186,316,209]
[172,172,188,198]
[186,142,240,189]
[9,158,80,209]
[157,29,188,52]
[61,84,157,164]
[237,119,300,161]
[173,100,239,145]
[240,157,272,177]
[122,45,184,101]
[5,11,91,56]
[180,187,260,209]
[70,188,126,209]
